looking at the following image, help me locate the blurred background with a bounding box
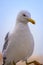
[0,0,43,64]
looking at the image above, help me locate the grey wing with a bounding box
[2,32,9,52]
[2,32,9,65]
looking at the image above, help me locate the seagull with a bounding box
[2,10,35,65]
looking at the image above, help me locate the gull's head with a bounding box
[16,10,35,24]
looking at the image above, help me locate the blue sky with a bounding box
[0,0,43,56]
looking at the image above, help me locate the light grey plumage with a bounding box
[2,10,35,65]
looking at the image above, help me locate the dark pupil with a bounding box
[23,14,26,16]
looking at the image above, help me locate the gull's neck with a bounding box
[16,21,28,28]
[15,21,31,33]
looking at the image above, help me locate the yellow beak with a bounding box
[27,18,35,24]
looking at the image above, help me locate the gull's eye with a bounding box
[23,14,26,17]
